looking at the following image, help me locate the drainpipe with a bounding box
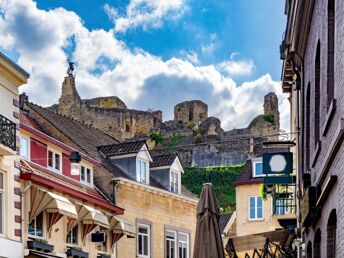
[112,179,120,206]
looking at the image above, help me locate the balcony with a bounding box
[0,113,16,155]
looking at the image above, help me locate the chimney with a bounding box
[19,92,29,111]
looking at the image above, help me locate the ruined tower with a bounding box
[263,92,280,132]
[174,100,208,126]
[58,75,82,119]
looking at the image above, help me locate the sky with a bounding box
[0,0,289,131]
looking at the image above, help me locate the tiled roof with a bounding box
[236,147,290,186]
[20,112,45,133]
[27,103,119,160]
[151,153,177,168]
[181,185,198,200]
[98,140,146,156]
[219,213,233,233]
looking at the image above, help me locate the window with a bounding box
[327,0,335,107]
[275,199,287,215]
[327,210,337,258]
[170,171,179,193]
[137,223,150,258]
[20,136,29,159]
[96,232,107,252]
[48,150,61,172]
[137,160,148,184]
[252,159,263,177]
[249,196,263,220]
[66,225,78,245]
[314,41,321,145]
[166,230,177,258]
[313,229,321,258]
[80,165,92,185]
[0,172,3,235]
[29,212,44,237]
[178,232,189,258]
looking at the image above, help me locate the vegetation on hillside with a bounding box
[182,165,244,212]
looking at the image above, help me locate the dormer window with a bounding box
[170,170,179,194]
[137,159,148,184]
[48,149,61,173]
[80,165,93,185]
[252,158,263,177]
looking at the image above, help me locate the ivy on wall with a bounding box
[182,165,244,212]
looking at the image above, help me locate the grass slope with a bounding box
[182,165,244,212]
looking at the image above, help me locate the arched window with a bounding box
[305,83,311,169]
[307,241,313,258]
[327,0,335,107]
[327,209,337,258]
[314,229,321,258]
[314,41,321,145]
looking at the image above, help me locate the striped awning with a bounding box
[109,216,135,245]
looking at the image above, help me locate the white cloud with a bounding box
[218,53,255,77]
[0,0,289,132]
[105,0,187,33]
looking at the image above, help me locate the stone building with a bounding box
[52,74,281,167]
[281,0,343,256]
[0,51,29,258]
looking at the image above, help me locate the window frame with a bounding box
[136,159,148,184]
[178,232,189,258]
[252,158,264,177]
[170,170,179,194]
[80,164,93,186]
[248,196,264,221]
[137,223,151,258]
[165,229,177,258]
[20,135,30,160]
[28,212,45,239]
[66,224,79,246]
[0,171,4,237]
[47,148,62,173]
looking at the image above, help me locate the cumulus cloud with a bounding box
[218,53,255,76]
[105,0,187,33]
[0,0,289,132]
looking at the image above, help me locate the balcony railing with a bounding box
[0,113,16,151]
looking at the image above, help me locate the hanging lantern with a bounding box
[69,151,81,176]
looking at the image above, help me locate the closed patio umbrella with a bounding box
[193,183,225,258]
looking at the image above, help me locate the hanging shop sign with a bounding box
[263,152,293,175]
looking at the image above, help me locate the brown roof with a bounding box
[151,153,177,168]
[27,103,119,160]
[98,140,146,156]
[20,112,45,133]
[219,213,233,233]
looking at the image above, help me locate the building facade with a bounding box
[21,98,198,258]
[0,52,29,257]
[281,0,343,257]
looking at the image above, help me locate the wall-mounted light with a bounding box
[69,151,81,176]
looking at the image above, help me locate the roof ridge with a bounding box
[29,102,120,142]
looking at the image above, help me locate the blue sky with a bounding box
[0,0,289,130]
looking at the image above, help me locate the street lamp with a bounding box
[69,151,81,176]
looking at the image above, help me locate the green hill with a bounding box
[182,165,244,212]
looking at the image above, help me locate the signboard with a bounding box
[300,186,317,227]
[263,152,293,175]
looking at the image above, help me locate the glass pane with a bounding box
[36,212,43,237]
[179,233,187,242]
[166,240,170,258]
[72,226,78,244]
[0,173,3,189]
[86,169,91,183]
[138,226,148,234]
[20,137,29,158]
[48,151,53,167]
[249,197,255,219]
[28,218,35,236]
[141,161,146,182]
[167,231,175,239]
[143,235,148,255]
[257,197,263,219]
[255,162,263,176]
[55,153,60,170]
[0,193,2,234]
[138,234,143,255]
[81,166,85,181]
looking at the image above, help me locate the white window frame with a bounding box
[170,170,179,194]
[178,232,189,258]
[0,171,5,237]
[66,224,79,246]
[137,223,151,258]
[80,165,93,186]
[20,136,30,160]
[252,158,264,177]
[47,148,62,173]
[28,212,45,239]
[165,229,177,258]
[248,196,263,221]
[136,159,148,184]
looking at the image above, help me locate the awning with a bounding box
[30,187,77,222]
[229,229,289,253]
[109,216,136,244]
